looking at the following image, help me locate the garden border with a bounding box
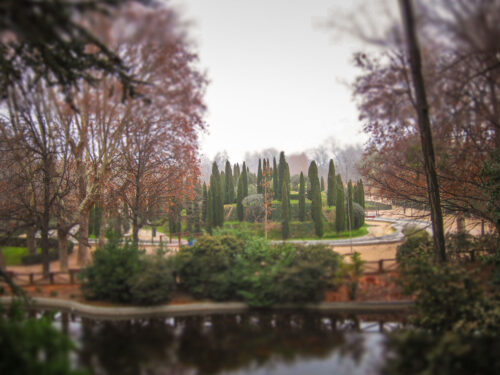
[0,296,413,320]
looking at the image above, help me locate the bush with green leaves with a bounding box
[396,227,432,264]
[173,233,342,307]
[80,234,175,305]
[80,236,143,303]
[173,235,245,301]
[129,253,176,305]
[352,202,365,229]
[235,241,341,307]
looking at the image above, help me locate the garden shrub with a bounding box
[173,235,246,300]
[80,234,176,305]
[80,236,143,303]
[396,227,432,264]
[235,242,341,307]
[129,254,176,305]
[352,202,365,229]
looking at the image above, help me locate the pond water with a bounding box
[51,311,406,375]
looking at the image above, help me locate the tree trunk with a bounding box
[132,214,139,246]
[98,209,108,248]
[77,208,90,266]
[40,218,50,277]
[400,0,447,263]
[58,227,69,272]
[26,226,37,255]
[0,250,6,270]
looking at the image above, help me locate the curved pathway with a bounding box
[0,296,413,320]
[271,217,428,246]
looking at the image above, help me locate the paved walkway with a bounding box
[0,296,413,320]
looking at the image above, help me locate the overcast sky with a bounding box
[169,0,371,162]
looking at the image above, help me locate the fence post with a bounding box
[49,273,55,284]
[378,260,384,273]
[29,273,34,285]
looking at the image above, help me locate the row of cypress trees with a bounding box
[201,155,365,237]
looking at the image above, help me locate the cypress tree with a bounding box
[281,182,290,239]
[241,161,248,198]
[193,199,201,233]
[285,162,290,192]
[211,163,224,227]
[327,159,336,207]
[320,176,325,192]
[277,151,287,200]
[257,159,263,194]
[225,161,234,204]
[298,172,306,221]
[358,179,365,209]
[272,157,278,199]
[309,161,323,237]
[335,176,346,232]
[236,176,244,221]
[201,183,208,226]
[206,186,213,233]
[220,171,226,205]
[233,163,240,187]
[347,180,354,230]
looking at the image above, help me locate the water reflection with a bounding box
[53,311,406,375]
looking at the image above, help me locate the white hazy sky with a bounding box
[169,0,371,162]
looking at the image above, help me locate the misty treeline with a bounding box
[201,140,363,184]
[341,0,500,235]
[0,2,207,275]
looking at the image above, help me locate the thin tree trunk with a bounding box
[77,208,90,266]
[400,0,447,262]
[27,226,37,255]
[58,227,69,272]
[132,214,139,245]
[98,209,108,248]
[0,250,5,270]
[40,219,50,277]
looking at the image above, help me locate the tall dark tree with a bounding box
[225,161,235,204]
[327,159,336,207]
[220,171,226,205]
[272,157,278,199]
[278,151,287,200]
[281,182,290,239]
[298,172,306,222]
[211,162,224,227]
[257,159,263,194]
[236,176,244,221]
[241,162,248,198]
[347,180,355,231]
[400,0,446,262]
[201,183,208,226]
[206,186,213,234]
[309,161,323,237]
[233,163,240,187]
[335,177,346,233]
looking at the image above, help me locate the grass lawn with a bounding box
[2,246,32,265]
[222,221,370,241]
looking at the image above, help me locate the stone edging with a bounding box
[0,296,413,320]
